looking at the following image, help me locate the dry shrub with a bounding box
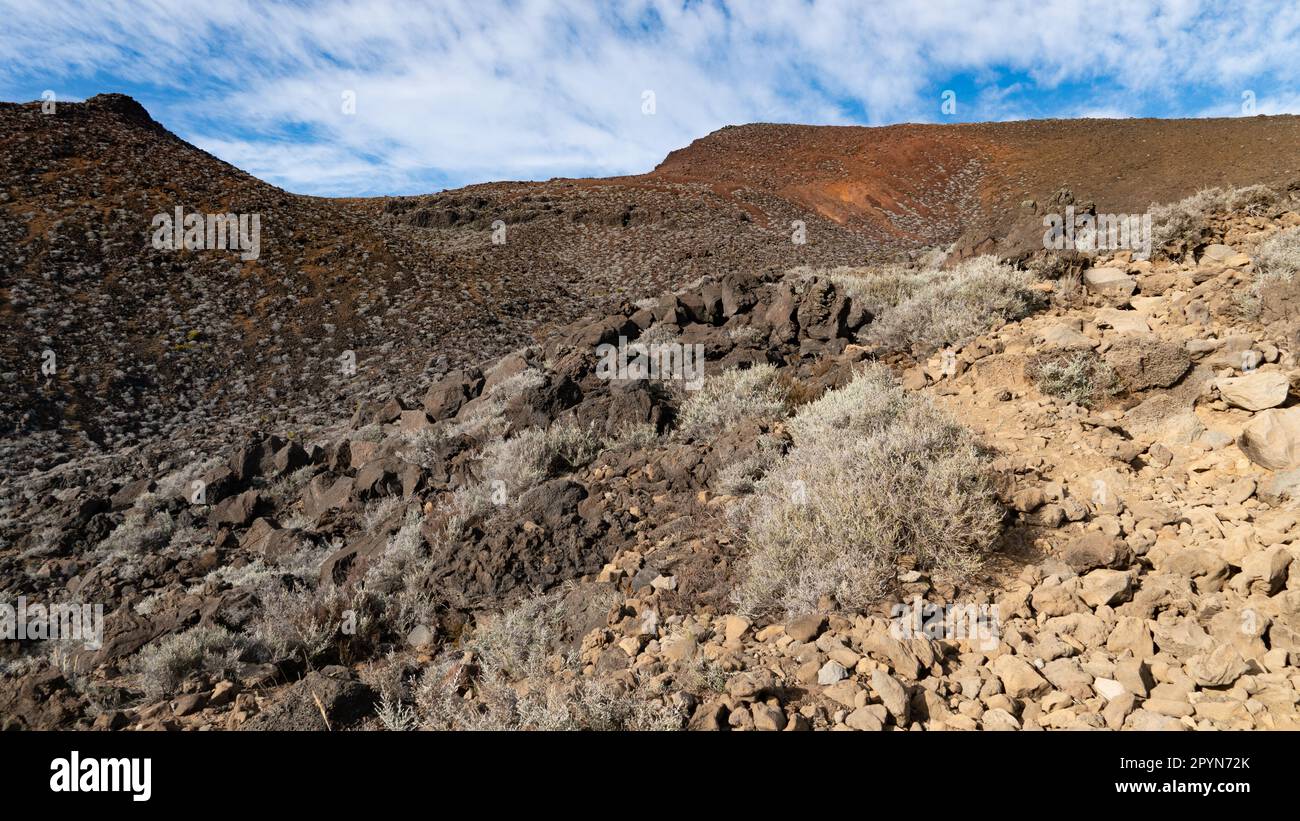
[725,324,767,348]
[411,587,680,730]
[1103,184,1276,264]
[252,510,436,666]
[444,421,602,539]
[96,508,174,558]
[868,257,1042,354]
[544,422,603,468]
[715,434,787,496]
[132,624,248,700]
[674,364,790,440]
[252,582,372,664]
[815,257,1041,355]
[1027,349,1118,407]
[443,367,546,441]
[1225,184,1280,216]
[733,365,1002,617]
[481,422,600,493]
[443,481,497,540]
[603,421,659,450]
[805,261,923,310]
[1254,225,1300,284]
[1149,188,1225,258]
[1241,225,1300,319]
[1028,250,1090,281]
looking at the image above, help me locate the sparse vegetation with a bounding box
[94,508,175,561]
[1148,185,1280,259]
[441,367,547,442]
[1149,187,1224,258]
[251,584,340,662]
[674,364,791,439]
[412,588,682,730]
[132,625,249,700]
[1027,349,1119,407]
[1028,251,1089,281]
[715,434,787,495]
[1225,184,1281,216]
[442,420,605,539]
[603,421,660,450]
[264,465,317,509]
[510,426,557,481]
[815,256,1042,354]
[1253,225,1300,284]
[479,423,601,494]
[376,690,419,731]
[362,495,404,532]
[733,365,1002,617]
[543,422,603,468]
[1239,225,1300,318]
[725,324,767,347]
[639,322,682,346]
[868,257,1043,353]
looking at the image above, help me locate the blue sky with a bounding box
[2,0,1298,197]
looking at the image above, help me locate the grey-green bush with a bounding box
[733,365,1002,617]
[1027,350,1118,408]
[674,364,790,440]
[807,257,1042,355]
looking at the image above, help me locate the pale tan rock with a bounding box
[1038,323,1095,349]
[1125,709,1188,730]
[981,708,1021,730]
[826,644,861,669]
[1084,267,1137,296]
[870,668,909,724]
[722,615,751,643]
[1216,371,1290,411]
[1095,308,1151,334]
[1093,677,1125,701]
[822,679,862,708]
[751,702,787,731]
[1238,407,1300,470]
[1199,244,1238,264]
[1079,569,1133,608]
[1145,698,1195,718]
[1103,692,1138,728]
[1234,546,1292,596]
[844,704,887,731]
[1115,658,1154,698]
[991,654,1050,698]
[1188,645,1252,688]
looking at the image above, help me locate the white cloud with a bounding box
[1,0,1297,194]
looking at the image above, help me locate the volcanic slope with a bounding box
[4,95,1300,474]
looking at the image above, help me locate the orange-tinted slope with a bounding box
[645,117,1300,254]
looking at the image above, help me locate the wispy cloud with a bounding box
[1,0,1297,195]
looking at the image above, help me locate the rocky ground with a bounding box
[3,95,1300,732]
[0,95,885,478]
[5,97,1299,479]
[4,184,1300,730]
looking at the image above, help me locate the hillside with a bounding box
[3,179,1300,729]
[3,95,1300,732]
[5,97,1300,477]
